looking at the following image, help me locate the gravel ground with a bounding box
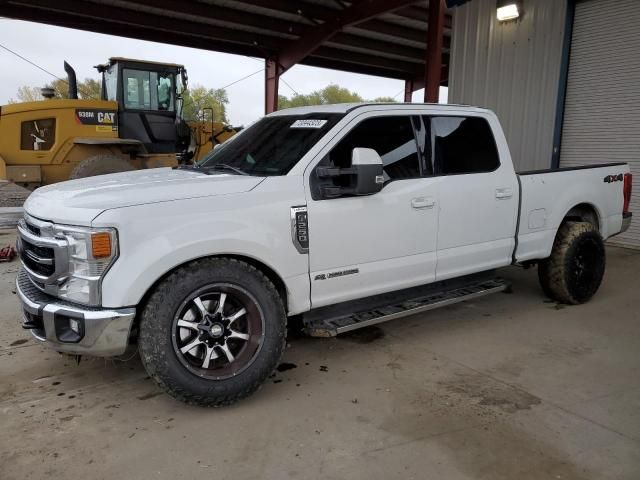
[0,181,30,208]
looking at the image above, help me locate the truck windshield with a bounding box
[198,113,343,176]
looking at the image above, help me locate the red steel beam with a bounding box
[424,0,445,102]
[404,79,415,102]
[265,58,280,114]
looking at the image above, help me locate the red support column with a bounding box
[404,79,414,102]
[265,57,280,114]
[424,0,445,103]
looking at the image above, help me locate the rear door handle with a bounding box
[495,188,513,199]
[411,197,435,209]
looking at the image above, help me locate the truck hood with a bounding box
[24,168,265,225]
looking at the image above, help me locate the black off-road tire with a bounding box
[138,258,287,407]
[538,221,605,305]
[69,154,134,179]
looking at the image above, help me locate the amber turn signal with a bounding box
[91,232,112,258]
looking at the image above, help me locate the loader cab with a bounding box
[97,58,188,154]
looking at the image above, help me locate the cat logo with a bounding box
[97,112,116,124]
[75,109,118,126]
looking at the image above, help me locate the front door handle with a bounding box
[411,197,435,209]
[495,188,513,199]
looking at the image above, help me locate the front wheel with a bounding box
[538,221,605,305]
[138,258,286,406]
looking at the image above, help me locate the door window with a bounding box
[122,69,174,111]
[328,116,421,181]
[429,116,499,175]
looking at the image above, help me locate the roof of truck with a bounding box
[267,103,491,116]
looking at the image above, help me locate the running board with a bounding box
[304,278,510,337]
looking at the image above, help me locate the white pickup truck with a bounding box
[15,103,632,406]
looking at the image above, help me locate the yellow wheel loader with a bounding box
[0,58,236,187]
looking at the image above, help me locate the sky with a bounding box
[0,18,447,126]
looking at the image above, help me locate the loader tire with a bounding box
[138,258,287,407]
[538,221,605,305]
[69,154,134,179]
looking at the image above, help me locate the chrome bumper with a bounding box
[621,212,632,233]
[16,269,135,357]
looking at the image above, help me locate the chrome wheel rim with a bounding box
[171,283,265,380]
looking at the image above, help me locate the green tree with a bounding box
[278,84,364,109]
[9,77,102,102]
[278,84,397,109]
[181,85,229,123]
[9,86,42,103]
[45,78,102,99]
[371,96,396,103]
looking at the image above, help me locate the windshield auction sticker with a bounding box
[290,119,328,129]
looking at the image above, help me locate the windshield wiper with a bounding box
[205,163,248,176]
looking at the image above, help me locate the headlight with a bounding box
[53,225,118,305]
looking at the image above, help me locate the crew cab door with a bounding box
[305,113,439,308]
[427,115,519,280]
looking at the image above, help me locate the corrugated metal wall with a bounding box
[448,0,567,172]
[559,0,640,248]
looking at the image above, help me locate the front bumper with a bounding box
[16,269,136,357]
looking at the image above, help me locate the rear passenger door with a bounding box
[429,115,519,280]
[305,113,440,308]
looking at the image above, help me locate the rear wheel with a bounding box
[138,258,286,406]
[538,221,605,304]
[69,154,134,179]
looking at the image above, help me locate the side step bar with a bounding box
[304,278,510,337]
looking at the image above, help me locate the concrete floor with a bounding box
[1,228,639,480]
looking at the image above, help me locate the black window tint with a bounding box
[330,116,420,180]
[430,116,499,175]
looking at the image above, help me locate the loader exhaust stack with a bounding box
[64,61,78,99]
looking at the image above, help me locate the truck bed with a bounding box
[514,162,630,262]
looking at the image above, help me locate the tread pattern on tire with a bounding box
[70,154,134,179]
[538,221,605,305]
[138,257,286,407]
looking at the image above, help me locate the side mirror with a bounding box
[315,147,385,199]
[351,148,384,195]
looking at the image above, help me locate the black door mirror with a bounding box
[315,147,385,199]
[351,148,384,195]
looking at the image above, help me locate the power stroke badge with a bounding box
[314,269,359,281]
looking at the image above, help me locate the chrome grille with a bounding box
[20,239,55,276]
[16,215,69,293]
[25,222,41,237]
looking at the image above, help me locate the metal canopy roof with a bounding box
[0,0,452,84]
[0,0,456,112]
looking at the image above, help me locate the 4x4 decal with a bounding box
[604,174,624,183]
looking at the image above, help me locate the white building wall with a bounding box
[559,0,640,248]
[448,0,567,172]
